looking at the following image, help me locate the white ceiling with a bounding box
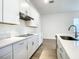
[30,0,79,15]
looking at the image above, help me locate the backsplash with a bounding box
[0,20,37,40]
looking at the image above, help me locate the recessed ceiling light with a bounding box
[44,0,49,4]
[44,0,54,4]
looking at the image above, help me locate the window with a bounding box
[74,18,79,32]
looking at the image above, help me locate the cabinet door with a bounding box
[33,35,39,51]
[13,40,27,59]
[31,36,37,54]
[0,53,12,59]
[29,9,37,27]
[0,45,12,59]
[38,34,43,46]
[26,6,39,27]
[64,50,70,59]
[25,39,28,59]
[20,0,30,16]
[57,38,69,59]
[0,0,2,22]
[28,38,33,59]
[28,36,38,59]
[3,0,19,24]
[57,50,63,59]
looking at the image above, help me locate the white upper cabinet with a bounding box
[26,6,40,27]
[20,0,30,16]
[3,0,20,24]
[30,7,40,27]
[0,0,2,22]
[19,0,40,27]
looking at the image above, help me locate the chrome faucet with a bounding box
[68,25,78,38]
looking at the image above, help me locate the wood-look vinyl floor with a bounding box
[31,39,57,59]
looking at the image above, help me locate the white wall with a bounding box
[41,12,79,39]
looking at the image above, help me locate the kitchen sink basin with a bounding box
[60,36,79,41]
[17,34,33,37]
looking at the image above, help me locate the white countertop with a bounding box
[0,36,33,48]
[57,34,79,59]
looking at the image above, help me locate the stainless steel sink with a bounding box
[17,34,33,37]
[60,36,79,41]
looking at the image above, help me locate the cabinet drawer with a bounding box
[0,45,12,57]
[13,40,26,50]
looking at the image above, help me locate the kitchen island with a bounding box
[56,34,79,59]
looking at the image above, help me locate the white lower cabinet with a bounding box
[31,35,42,56]
[27,35,42,59]
[0,35,42,59]
[13,40,28,59]
[38,34,43,46]
[0,45,12,59]
[64,50,70,59]
[57,48,65,59]
[27,37,33,59]
[32,36,38,54]
[57,38,70,59]
[27,36,37,59]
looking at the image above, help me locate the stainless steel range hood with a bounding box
[19,12,34,21]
